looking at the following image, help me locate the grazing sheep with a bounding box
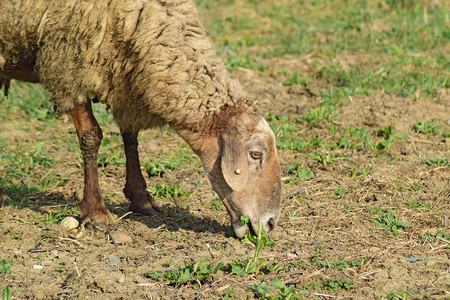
[0,0,281,238]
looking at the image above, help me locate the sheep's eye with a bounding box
[250,151,263,160]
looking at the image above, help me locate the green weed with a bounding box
[221,288,237,300]
[375,212,409,235]
[285,163,314,182]
[151,183,193,200]
[309,151,344,167]
[374,126,409,150]
[331,187,347,196]
[277,259,306,274]
[348,165,372,178]
[283,72,313,86]
[146,259,224,286]
[414,119,442,135]
[39,205,80,225]
[97,136,126,167]
[425,157,449,167]
[420,230,450,243]
[226,53,266,71]
[408,184,421,192]
[311,255,366,271]
[242,218,276,257]
[2,286,11,300]
[0,260,13,274]
[299,105,339,128]
[144,158,177,177]
[208,197,223,211]
[306,277,355,293]
[385,288,415,300]
[56,265,69,272]
[228,217,276,276]
[169,148,202,168]
[250,277,302,299]
[0,82,54,121]
[406,200,431,211]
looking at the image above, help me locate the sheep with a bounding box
[0,0,281,238]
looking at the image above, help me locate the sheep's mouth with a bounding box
[231,219,250,238]
[232,215,277,239]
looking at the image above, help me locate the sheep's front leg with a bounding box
[69,101,113,229]
[121,131,161,215]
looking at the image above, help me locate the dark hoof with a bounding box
[137,206,160,216]
[129,201,162,216]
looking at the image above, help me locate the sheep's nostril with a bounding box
[267,217,275,232]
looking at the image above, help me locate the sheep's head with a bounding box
[198,109,282,238]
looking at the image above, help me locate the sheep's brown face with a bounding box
[201,111,282,238]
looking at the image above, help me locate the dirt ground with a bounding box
[1,55,449,299]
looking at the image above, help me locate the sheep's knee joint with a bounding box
[80,128,103,163]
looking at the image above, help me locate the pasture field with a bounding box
[1,0,449,299]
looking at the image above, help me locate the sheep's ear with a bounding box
[221,132,249,192]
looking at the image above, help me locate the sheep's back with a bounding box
[1,0,244,132]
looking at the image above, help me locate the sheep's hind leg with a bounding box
[69,101,114,230]
[121,131,161,215]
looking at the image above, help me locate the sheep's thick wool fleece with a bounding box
[0,0,244,131]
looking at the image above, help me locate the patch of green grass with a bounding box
[143,147,201,177]
[414,119,442,135]
[425,157,449,167]
[146,258,224,286]
[144,158,177,177]
[285,163,314,182]
[55,264,69,272]
[420,230,450,243]
[306,277,355,293]
[169,147,202,168]
[299,104,339,128]
[408,183,421,191]
[374,126,409,150]
[385,288,415,300]
[309,151,345,167]
[151,183,193,200]
[0,259,13,274]
[0,81,54,121]
[208,197,223,211]
[331,187,347,196]
[0,137,69,199]
[406,200,431,211]
[199,0,448,101]
[348,165,372,178]
[226,53,266,71]
[250,277,302,299]
[221,288,237,300]
[267,114,407,154]
[311,255,366,271]
[374,212,409,235]
[96,135,125,167]
[320,63,447,97]
[277,259,306,274]
[39,205,80,225]
[282,72,313,86]
[268,112,408,154]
